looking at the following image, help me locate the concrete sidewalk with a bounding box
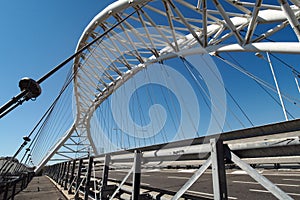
[15,176,67,200]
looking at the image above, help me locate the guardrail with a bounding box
[43,119,300,200]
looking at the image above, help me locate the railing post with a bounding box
[102,154,110,187]
[11,180,17,200]
[84,157,93,200]
[132,150,142,200]
[57,163,63,183]
[68,159,76,194]
[75,159,83,200]
[210,138,228,200]
[58,162,63,185]
[47,165,52,177]
[60,162,67,186]
[20,174,25,190]
[53,164,57,181]
[11,181,18,200]
[51,165,56,178]
[100,154,111,199]
[3,183,9,200]
[64,161,71,190]
[26,172,31,187]
[54,164,59,182]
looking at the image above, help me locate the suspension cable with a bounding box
[180,57,229,131]
[1,3,153,173]
[216,55,300,106]
[229,51,297,119]
[224,52,295,119]
[216,54,297,119]
[185,56,254,127]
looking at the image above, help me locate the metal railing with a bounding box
[43,119,300,200]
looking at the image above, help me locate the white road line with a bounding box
[233,180,258,185]
[143,169,161,173]
[178,169,197,173]
[231,170,263,175]
[116,171,129,174]
[278,169,300,172]
[161,170,212,174]
[187,190,213,196]
[233,180,300,187]
[231,170,247,175]
[263,173,300,177]
[249,189,300,197]
[275,183,300,187]
[283,178,300,182]
[167,176,190,180]
[114,170,128,173]
[187,190,237,199]
[142,174,150,177]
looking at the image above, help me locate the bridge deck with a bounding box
[14,176,66,200]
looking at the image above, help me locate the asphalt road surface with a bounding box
[106,167,300,199]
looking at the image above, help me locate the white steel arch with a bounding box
[35,0,300,172]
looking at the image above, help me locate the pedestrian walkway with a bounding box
[14,176,67,200]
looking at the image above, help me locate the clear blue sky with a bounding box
[0,0,114,157]
[0,0,300,159]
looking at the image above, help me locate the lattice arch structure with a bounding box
[35,0,300,172]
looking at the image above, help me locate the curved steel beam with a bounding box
[43,0,300,162]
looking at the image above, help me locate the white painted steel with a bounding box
[171,156,212,200]
[34,123,76,173]
[231,151,293,200]
[38,0,300,172]
[266,52,289,121]
[109,166,134,200]
[72,1,300,160]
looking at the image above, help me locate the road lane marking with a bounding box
[231,170,263,175]
[114,170,129,173]
[187,190,237,199]
[167,176,190,180]
[178,169,197,173]
[161,170,212,174]
[249,189,300,197]
[143,169,161,172]
[263,173,300,177]
[283,178,300,182]
[233,180,300,187]
[231,170,247,175]
[233,180,257,184]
